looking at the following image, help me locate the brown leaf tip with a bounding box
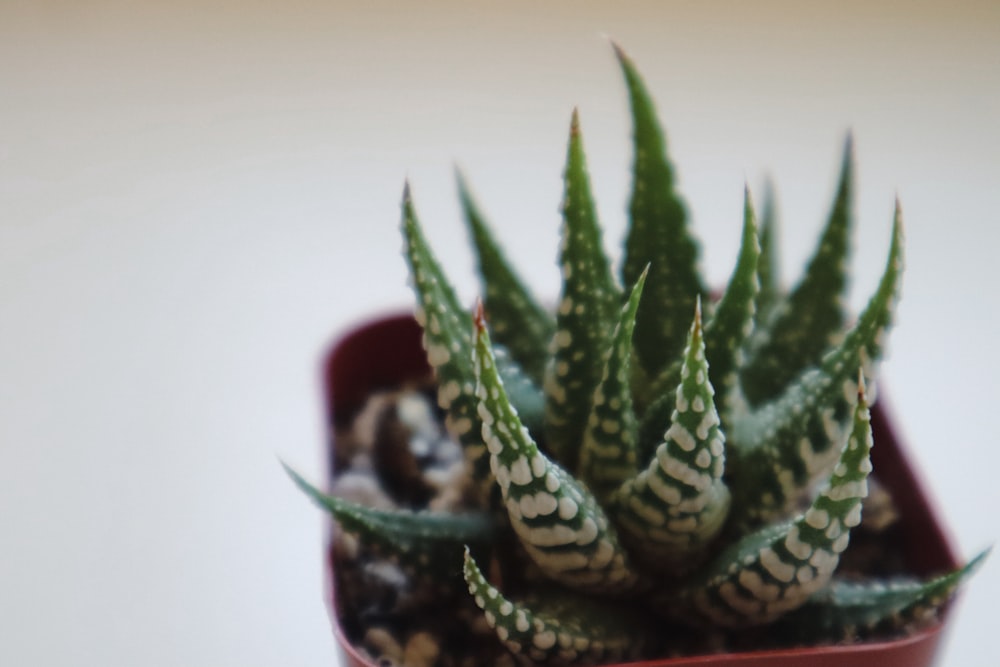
[474,298,487,332]
[609,38,629,64]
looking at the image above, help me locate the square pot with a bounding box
[319,313,962,667]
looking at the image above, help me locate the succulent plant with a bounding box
[288,44,986,665]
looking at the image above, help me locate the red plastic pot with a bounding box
[319,313,962,667]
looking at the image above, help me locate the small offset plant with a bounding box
[288,44,986,665]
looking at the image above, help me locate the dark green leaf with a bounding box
[615,42,706,381]
[458,170,555,385]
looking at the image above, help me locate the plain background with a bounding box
[2,1,997,665]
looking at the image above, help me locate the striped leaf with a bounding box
[401,184,487,479]
[402,184,544,491]
[475,306,638,594]
[463,548,647,665]
[684,376,874,627]
[612,300,730,574]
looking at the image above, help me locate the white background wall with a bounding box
[2,1,997,665]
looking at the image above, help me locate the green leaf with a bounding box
[682,379,875,627]
[615,42,706,381]
[612,300,730,574]
[577,268,648,502]
[777,549,990,642]
[756,177,782,322]
[474,307,639,594]
[401,184,485,476]
[458,170,555,385]
[703,185,761,421]
[740,136,854,406]
[463,548,648,665]
[728,206,903,526]
[543,110,621,471]
[401,183,545,493]
[283,463,495,581]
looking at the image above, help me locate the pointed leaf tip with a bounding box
[744,182,756,213]
[888,200,905,266]
[834,133,855,191]
[570,107,581,135]
[839,132,855,176]
[474,298,487,332]
[282,461,323,505]
[455,166,478,206]
[639,261,651,282]
[610,38,628,61]
[969,546,992,572]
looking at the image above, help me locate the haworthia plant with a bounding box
[290,43,986,664]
